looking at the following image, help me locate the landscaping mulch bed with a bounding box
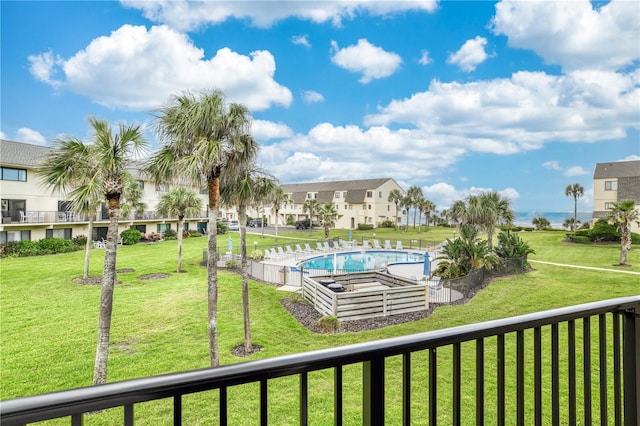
[117,268,135,273]
[137,273,171,280]
[72,277,122,285]
[281,297,434,334]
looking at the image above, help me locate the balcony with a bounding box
[1,210,211,225]
[1,296,638,425]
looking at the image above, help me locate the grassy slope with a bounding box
[1,228,638,424]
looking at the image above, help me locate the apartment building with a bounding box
[275,178,406,229]
[0,139,214,244]
[592,160,640,233]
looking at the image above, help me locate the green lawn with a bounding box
[1,228,638,424]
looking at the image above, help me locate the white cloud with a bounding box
[492,0,640,71]
[15,128,47,146]
[291,35,311,48]
[620,155,640,161]
[365,70,639,155]
[543,160,562,171]
[302,90,325,104]
[28,24,292,111]
[418,49,433,65]
[251,120,294,142]
[28,50,63,88]
[0,131,6,140]
[564,166,590,177]
[447,36,490,72]
[122,1,438,30]
[331,39,402,84]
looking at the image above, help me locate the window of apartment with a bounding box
[92,227,108,241]
[46,228,72,240]
[387,205,390,211]
[343,192,347,198]
[1,167,27,181]
[157,223,171,233]
[307,193,312,199]
[368,204,372,210]
[136,180,145,190]
[131,225,146,233]
[348,204,353,210]
[1,230,30,244]
[366,191,373,198]
[334,192,340,198]
[1,199,26,223]
[605,202,614,209]
[155,184,169,192]
[378,191,382,198]
[604,180,617,191]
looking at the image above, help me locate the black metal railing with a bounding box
[1,296,638,425]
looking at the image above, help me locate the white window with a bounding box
[605,181,617,191]
[155,184,169,192]
[605,202,614,209]
[366,191,373,198]
[335,192,340,198]
[378,191,382,198]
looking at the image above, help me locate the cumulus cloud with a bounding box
[543,160,562,171]
[331,39,402,84]
[364,70,639,154]
[564,166,590,177]
[0,131,6,140]
[251,120,294,142]
[291,35,311,48]
[28,24,292,111]
[302,90,325,103]
[14,128,47,145]
[122,1,438,30]
[492,0,640,71]
[418,49,433,65]
[447,36,490,72]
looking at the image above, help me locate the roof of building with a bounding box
[1,139,52,167]
[281,178,400,204]
[593,160,640,179]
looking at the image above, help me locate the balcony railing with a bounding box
[1,296,638,425]
[1,210,211,225]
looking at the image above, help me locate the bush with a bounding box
[379,220,395,228]
[121,228,142,245]
[357,223,373,231]
[188,230,202,238]
[225,259,240,269]
[567,235,591,244]
[163,229,177,240]
[589,219,620,242]
[249,249,264,260]
[632,232,640,244]
[217,222,228,235]
[286,215,295,226]
[318,315,340,333]
[37,238,76,254]
[72,235,87,247]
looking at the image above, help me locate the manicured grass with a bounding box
[1,228,638,424]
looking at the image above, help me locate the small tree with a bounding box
[302,199,319,231]
[156,187,203,272]
[387,188,403,229]
[532,217,550,230]
[317,203,339,241]
[270,186,289,243]
[606,200,640,266]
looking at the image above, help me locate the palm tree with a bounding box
[401,195,412,231]
[146,89,254,367]
[532,217,551,231]
[220,162,274,353]
[387,189,403,229]
[317,203,339,241]
[562,218,580,231]
[606,200,640,266]
[270,186,290,243]
[156,187,203,273]
[39,117,147,385]
[466,191,515,251]
[565,183,584,232]
[302,198,319,231]
[450,200,467,229]
[407,185,423,229]
[420,199,436,231]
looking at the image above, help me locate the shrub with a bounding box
[379,220,395,228]
[37,238,76,254]
[249,249,264,260]
[631,232,640,244]
[163,229,177,240]
[188,230,202,238]
[318,315,340,333]
[121,228,142,245]
[589,219,620,242]
[225,259,240,269]
[357,223,373,231]
[286,215,295,226]
[72,235,87,247]
[217,222,228,235]
[568,235,591,244]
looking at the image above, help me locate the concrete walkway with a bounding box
[529,260,640,275]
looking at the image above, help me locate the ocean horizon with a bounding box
[513,211,593,228]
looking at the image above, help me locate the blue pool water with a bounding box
[299,250,424,273]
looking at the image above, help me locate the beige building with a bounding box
[273,178,406,229]
[0,139,213,244]
[592,160,640,233]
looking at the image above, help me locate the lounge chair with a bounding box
[333,241,341,251]
[316,242,325,252]
[324,241,331,251]
[384,240,392,249]
[373,240,381,249]
[295,244,305,254]
[304,243,315,253]
[286,246,295,256]
[277,247,286,258]
[396,241,403,250]
[362,240,371,249]
[93,240,104,249]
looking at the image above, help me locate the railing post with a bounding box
[623,303,640,426]
[363,357,385,426]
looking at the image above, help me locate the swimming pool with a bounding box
[299,250,425,273]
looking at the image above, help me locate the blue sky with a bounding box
[2,1,639,213]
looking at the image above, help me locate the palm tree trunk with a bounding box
[84,217,95,279]
[177,216,184,273]
[395,205,399,229]
[620,224,630,265]
[93,201,119,385]
[274,208,279,243]
[207,177,220,367]
[239,204,252,352]
[573,196,578,232]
